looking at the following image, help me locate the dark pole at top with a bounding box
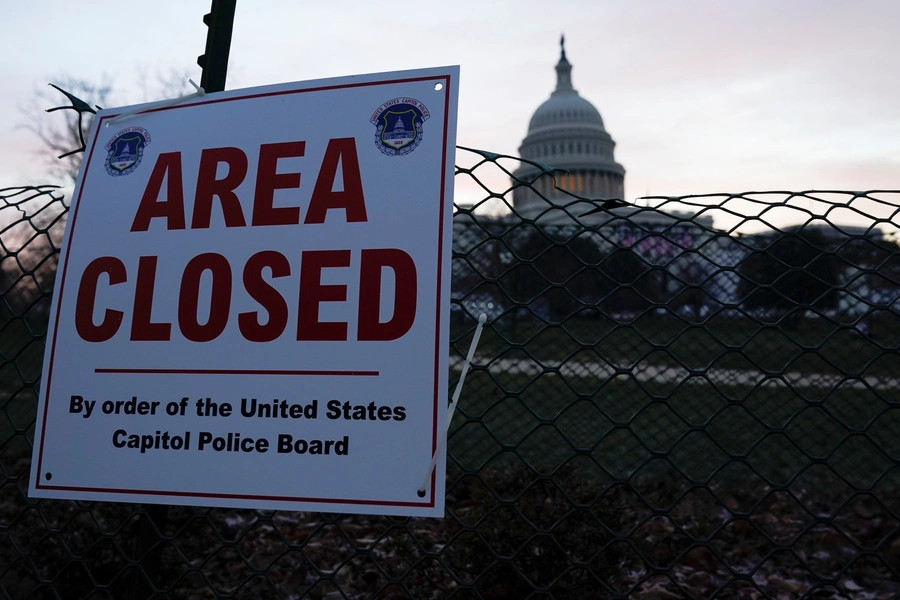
[198,0,237,93]
[125,4,238,599]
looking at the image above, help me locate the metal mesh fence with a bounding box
[2,149,900,599]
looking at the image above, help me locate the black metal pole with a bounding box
[198,0,238,93]
[127,504,169,600]
[128,6,239,598]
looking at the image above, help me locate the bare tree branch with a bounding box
[18,77,112,184]
[18,70,192,185]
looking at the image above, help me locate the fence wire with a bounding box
[2,150,900,599]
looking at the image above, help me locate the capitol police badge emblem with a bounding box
[370,98,430,156]
[104,127,151,176]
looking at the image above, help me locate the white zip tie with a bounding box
[107,79,206,126]
[417,313,487,498]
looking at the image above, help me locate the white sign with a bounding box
[29,67,459,517]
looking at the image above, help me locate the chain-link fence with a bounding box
[2,150,900,599]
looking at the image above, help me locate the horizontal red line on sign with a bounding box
[94,368,379,376]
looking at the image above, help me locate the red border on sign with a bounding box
[34,73,454,510]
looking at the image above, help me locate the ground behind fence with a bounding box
[2,172,900,598]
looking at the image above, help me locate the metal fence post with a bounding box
[127,5,237,597]
[198,0,237,94]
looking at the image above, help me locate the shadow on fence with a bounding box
[2,164,900,599]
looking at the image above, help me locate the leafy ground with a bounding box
[2,445,899,599]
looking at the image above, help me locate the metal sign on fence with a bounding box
[29,67,459,517]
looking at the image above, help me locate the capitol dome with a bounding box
[513,38,625,223]
[527,93,605,133]
[528,81,606,135]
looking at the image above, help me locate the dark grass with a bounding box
[448,370,899,493]
[447,309,899,495]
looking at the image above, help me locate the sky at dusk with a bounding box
[2,0,898,221]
